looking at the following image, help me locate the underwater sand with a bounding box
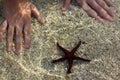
[0,0,120,80]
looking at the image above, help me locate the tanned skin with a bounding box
[0,0,115,54]
[0,0,44,54]
[62,0,115,22]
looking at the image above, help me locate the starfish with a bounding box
[52,40,91,74]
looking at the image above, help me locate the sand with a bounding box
[0,0,120,80]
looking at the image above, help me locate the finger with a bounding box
[0,20,7,42]
[104,0,114,7]
[87,0,113,22]
[79,1,104,22]
[30,3,44,24]
[96,0,115,17]
[62,0,71,11]
[6,24,14,52]
[15,23,23,54]
[23,15,31,49]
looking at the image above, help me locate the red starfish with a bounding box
[52,41,91,74]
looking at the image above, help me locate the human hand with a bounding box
[62,0,115,22]
[0,2,44,54]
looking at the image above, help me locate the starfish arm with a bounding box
[73,56,91,62]
[62,0,71,11]
[71,41,82,54]
[67,59,73,74]
[52,57,66,63]
[57,42,70,55]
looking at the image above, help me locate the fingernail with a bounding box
[109,17,113,22]
[99,19,104,23]
[110,12,115,17]
[15,49,21,55]
[38,17,45,24]
[24,44,30,49]
[111,4,115,7]
[61,7,67,11]
[112,13,116,17]
[24,40,31,49]
[6,44,12,52]
[106,15,113,22]
[97,17,104,23]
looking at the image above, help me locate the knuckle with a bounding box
[24,31,29,35]
[16,37,22,43]
[88,0,94,4]
[16,30,22,36]
[24,29,30,35]
[83,6,91,13]
[82,4,89,11]
[8,29,13,36]
[100,9,107,15]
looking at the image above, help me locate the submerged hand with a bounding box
[0,2,44,54]
[62,0,115,22]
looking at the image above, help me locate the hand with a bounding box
[0,2,44,54]
[62,0,115,22]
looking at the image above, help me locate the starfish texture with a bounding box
[52,41,91,74]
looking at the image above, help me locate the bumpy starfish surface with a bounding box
[52,41,91,74]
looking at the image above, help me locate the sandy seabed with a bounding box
[0,0,120,80]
